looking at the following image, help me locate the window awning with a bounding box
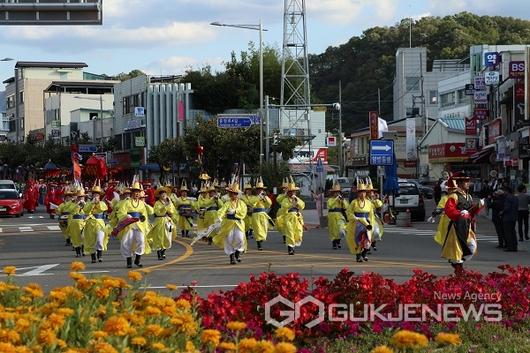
[470,145,495,164]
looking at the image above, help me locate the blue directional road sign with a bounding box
[217,114,260,129]
[316,158,324,173]
[78,144,97,153]
[369,140,394,166]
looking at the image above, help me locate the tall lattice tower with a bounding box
[280,0,311,149]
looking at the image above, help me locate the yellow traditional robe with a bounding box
[327,196,349,241]
[82,200,108,254]
[251,194,272,242]
[212,198,248,250]
[345,198,377,254]
[279,196,305,247]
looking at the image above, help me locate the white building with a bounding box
[393,48,469,121]
[43,80,117,145]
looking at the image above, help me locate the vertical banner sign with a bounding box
[465,116,477,136]
[369,111,378,139]
[405,118,416,161]
[177,96,185,122]
[526,46,530,120]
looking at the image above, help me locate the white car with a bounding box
[0,180,17,191]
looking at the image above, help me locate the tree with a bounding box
[148,138,185,179]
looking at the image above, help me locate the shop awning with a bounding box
[470,145,495,164]
[139,163,160,172]
[288,163,336,173]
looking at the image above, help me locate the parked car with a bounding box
[0,180,17,191]
[406,179,434,199]
[389,181,426,221]
[0,189,24,217]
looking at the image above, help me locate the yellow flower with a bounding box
[0,342,16,353]
[103,315,131,336]
[151,342,166,350]
[218,342,237,351]
[435,332,462,346]
[390,330,429,349]
[128,271,143,281]
[370,345,395,353]
[201,329,221,347]
[56,339,67,349]
[14,345,32,353]
[96,287,111,299]
[23,283,43,298]
[131,336,147,346]
[69,272,86,282]
[274,342,297,353]
[102,278,122,289]
[144,306,162,316]
[49,289,67,302]
[239,338,258,353]
[255,340,275,353]
[93,342,119,353]
[0,329,20,344]
[93,331,108,339]
[38,328,57,346]
[275,327,295,341]
[166,283,178,291]
[56,307,74,317]
[45,313,65,330]
[15,318,30,332]
[3,266,16,276]
[175,298,192,310]
[226,321,247,331]
[185,340,197,352]
[70,261,85,272]
[145,324,164,336]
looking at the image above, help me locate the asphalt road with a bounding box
[1,202,528,296]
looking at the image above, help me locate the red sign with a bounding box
[509,61,525,78]
[369,111,378,140]
[488,119,502,145]
[465,138,477,154]
[428,143,471,162]
[474,108,489,120]
[404,160,417,167]
[465,116,477,136]
[515,83,525,101]
[313,148,329,163]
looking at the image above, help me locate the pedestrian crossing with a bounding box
[384,226,500,243]
[0,225,60,233]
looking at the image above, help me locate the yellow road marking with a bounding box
[141,239,193,274]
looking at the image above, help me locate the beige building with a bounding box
[3,61,87,142]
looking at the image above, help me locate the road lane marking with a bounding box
[79,270,110,274]
[141,239,193,274]
[140,284,238,290]
[19,227,33,232]
[47,225,61,231]
[0,228,2,233]
[0,264,61,277]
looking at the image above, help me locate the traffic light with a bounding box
[273,133,279,146]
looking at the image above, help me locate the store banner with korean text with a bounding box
[369,111,378,139]
[406,118,416,161]
[465,116,477,136]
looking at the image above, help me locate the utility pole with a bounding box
[338,81,343,177]
[378,88,381,116]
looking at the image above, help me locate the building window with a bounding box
[457,89,470,104]
[429,90,438,104]
[406,107,419,117]
[19,91,24,104]
[440,92,455,107]
[6,95,15,109]
[406,77,420,91]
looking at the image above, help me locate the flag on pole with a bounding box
[378,118,389,138]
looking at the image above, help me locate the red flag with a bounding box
[178,99,185,122]
[72,152,81,181]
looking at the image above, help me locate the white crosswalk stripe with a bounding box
[19,227,34,232]
[385,226,499,243]
[47,225,60,231]
[0,228,2,233]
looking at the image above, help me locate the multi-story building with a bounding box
[393,47,469,122]
[112,75,193,170]
[0,91,7,140]
[43,80,118,145]
[2,61,87,142]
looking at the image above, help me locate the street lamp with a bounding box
[1,58,14,62]
[211,20,268,171]
[74,95,105,149]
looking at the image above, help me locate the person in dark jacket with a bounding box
[491,189,506,248]
[501,186,519,252]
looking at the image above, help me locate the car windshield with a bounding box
[398,183,418,195]
[0,190,19,200]
[0,184,16,189]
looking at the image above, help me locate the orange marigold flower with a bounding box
[93,331,108,339]
[226,321,247,331]
[218,342,237,351]
[0,342,16,353]
[435,332,462,346]
[144,306,162,316]
[275,327,295,341]
[166,283,178,291]
[14,345,32,353]
[38,328,57,346]
[201,329,221,346]
[46,313,65,330]
[23,283,43,298]
[131,336,147,346]
[255,340,275,353]
[239,338,258,353]
[151,342,166,350]
[69,272,86,282]
[96,287,111,299]
[93,342,119,353]
[3,266,16,276]
[15,318,30,332]
[390,330,429,349]
[128,271,142,281]
[274,342,297,353]
[0,329,20,344]
[370,345,395,353]
[103,316,131,336]
[145,324,164,336]
[175,298,192,310]
[70,261,85,272]
[185,340,196,352]
[56,307,74,317]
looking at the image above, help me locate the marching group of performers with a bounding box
[51,169,482,274]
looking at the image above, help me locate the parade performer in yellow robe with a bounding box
[68,187,87,258]
[367,178,384,251]
[83,181,108,263]
[327,182,348,250]
[204,182,224,244]
[173,179,194,237]
[439,172,483,275]
[241,182,255,239]
[279,178,305,255]
[251,177,272,251]
[194,182,210,231]
[56,188,76,246]
[432,180,451,246]
[275,178,289,244]
[346,177,378,262]
[212,179,248,264]
[147,186,176,261]
[116,181,150,268]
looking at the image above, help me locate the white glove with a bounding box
[427,216,435,223]
[460,210,469,217]
[213,220,222,231]
[479,199,486,207]
[228,209,235,215]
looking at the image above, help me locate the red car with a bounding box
[0,189,24,217]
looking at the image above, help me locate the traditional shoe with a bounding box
[288,246,295,255]
[356,254,363,263]
[157,250,163,261]
[161,249,166,259]
[229,254,236,265]
[363,256,368,262]
[332,240,337,250]
[91,253,97,263]
[126,257,132,268]
[257,241,263,251]
[337,240,342,249]
[97,250,103,262]
[134,255,143,268]
[525,236,530,240]
[235,250,242,263]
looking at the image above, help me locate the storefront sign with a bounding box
[509,61,525,78]
[488,119,502,145]
[484,52,500,67]
[428,143,471,163]
[515,83,525,100]
[465,138,477,154]
[465,116,477,136]
[474,108,489,120]
[474,91,487,104]
[126,118,144,130]
[465,84,475,95]
[405,118,416,161]
[369,111,378,140]
[474,74,486,91]
[484,71,500,85]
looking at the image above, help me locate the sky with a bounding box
[1,0,530,83]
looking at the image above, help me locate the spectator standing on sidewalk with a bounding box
[516,184,530,242]
[491,188,506,248]
[501,186,519,252]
